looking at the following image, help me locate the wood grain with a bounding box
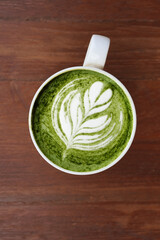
[0,0,160,239]
[0,21,160,82]
[0,0,160,22]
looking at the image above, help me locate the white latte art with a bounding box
[51,80,123,151]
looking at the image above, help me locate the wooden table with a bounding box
[0,1,160,239]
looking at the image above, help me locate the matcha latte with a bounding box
[31,69,133,172]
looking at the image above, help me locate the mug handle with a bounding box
[83,34,110,70]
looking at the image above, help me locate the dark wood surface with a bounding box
[0,0,160,239]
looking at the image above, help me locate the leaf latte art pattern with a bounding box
[51,80,123,153]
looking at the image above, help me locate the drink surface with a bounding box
[31,69,133,172]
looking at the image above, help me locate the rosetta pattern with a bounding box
[51,80,123,151]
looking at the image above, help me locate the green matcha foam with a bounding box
[31,69,133,172]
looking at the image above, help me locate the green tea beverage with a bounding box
[31,69,133,172]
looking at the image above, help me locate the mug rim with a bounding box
[28,66,137,175]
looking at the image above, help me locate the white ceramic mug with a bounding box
[29,35,137,175]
